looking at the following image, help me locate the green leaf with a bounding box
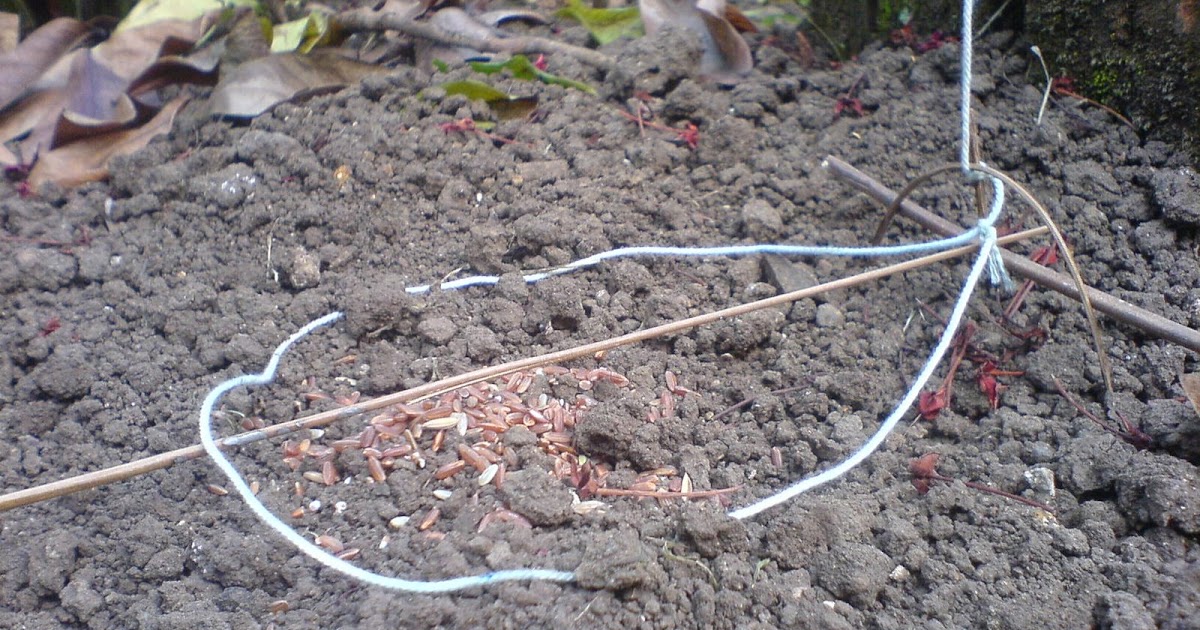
[431,59,450,73]
[554,0,641,46]
[271,12,333,53]
[117,0,260,33]
[468,55,595,95]
[442,79,511,102]
[442,80,539,120]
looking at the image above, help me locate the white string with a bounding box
[199,0,1010,591]
[728,176,1005,519]
[406,234,987,295]
[199,312,576,593]
[960,0,977,172]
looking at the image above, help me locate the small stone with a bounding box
[741,198,784,239]
[1050,527,1090,556]
[810,543,892,606]
[815,303,845,328]
[1152,167,1200,226]
[573,529,661,590]
[416,316,458,344]
[1024,467,1057,497]
[282,247,321,289]
[499,469,573,526]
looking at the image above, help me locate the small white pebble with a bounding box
[379,535,390,550]
[309,429,325,439]
[388,516,410,530]
[309,500,322,512]
[334,501,348,514]
[889,565,911,581]
[432,489,453,500]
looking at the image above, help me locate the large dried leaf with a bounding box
[207,50,385,118]
[639,0,751,83]
[28,96,188,191]
[0,17,93,111]
[62,49,139,127]
[0,90,65,166]
[116,0,257,33]
[0,12,19,53]
[92,18,214,83]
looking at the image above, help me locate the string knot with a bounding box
[975,219,1014,291]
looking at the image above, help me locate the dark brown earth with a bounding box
[2,19,1200,630]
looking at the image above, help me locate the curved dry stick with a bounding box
[827,155,1200,355]
[866,160,1114,395]
[970,163,1114,395]
[333,8,619,73]
[0,227,1046,513]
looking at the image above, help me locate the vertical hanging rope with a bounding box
[960,0,977,172]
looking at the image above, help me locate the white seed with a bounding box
[309,429,325,439]
[478,463,499,486]
[432,489,453,500]
[388,516,410,530]
[572,500,608,515]
[379,535,390,550]
[424,413,466,430]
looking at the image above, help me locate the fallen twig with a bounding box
[910,453,1054,512]
[334,8,619,73]
[1052,378,1151,449]
[0,227,1046,512]
[822,155,1200,355]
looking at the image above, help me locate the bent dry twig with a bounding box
[333,8,618,73]
[863,160,1113,394]
[823,155,1200,356]
[0,228,1047,513]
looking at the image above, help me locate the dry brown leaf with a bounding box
[415,7,498,68]
[0,12,18,53]
[696,8,752,82]
[1181,373,1200,418]
[90,17,215,83]
[207,51,385,118]
[62,49,140,128]
[639,0,751,83]
[0,90,66,166]
[28,96,189,191]
[0,17,94,111]
[722,5,757,34]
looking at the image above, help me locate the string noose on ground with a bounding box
[199,0,1012,593]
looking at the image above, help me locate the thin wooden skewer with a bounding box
[0,228,1046,513]
[823,155,1200,355]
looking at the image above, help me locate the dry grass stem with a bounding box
[0,228,1045,513]
[824,156,1200,357]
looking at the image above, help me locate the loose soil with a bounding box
[2,21,1199,630]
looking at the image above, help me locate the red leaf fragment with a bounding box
[39,317,61,337]
[918,389,947,421]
